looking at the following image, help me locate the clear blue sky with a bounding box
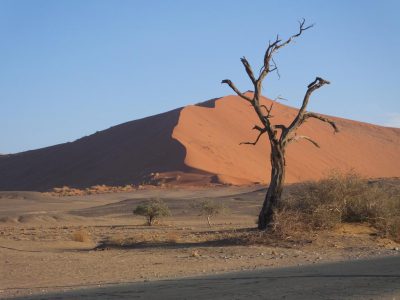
[1,0,399,153]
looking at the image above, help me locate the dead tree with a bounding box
[222,19,339,230]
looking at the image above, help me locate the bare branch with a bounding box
[270,57,280,79]
[274,124,287,131]
[276,95,288,102]
[240,126,267,146]
[260,105,269,113]
[261,94,288,119]
[264,35,281,66]
[303,112,339,133]
[253,125,265,131]
[260,101,275,118]
[258,36,281,82]
[284,77,331,137]
[275,18,314,51]
[240,57,256,84]
[221,79,253,103]
[287,134,320,148]
[258,19,313,83]
[299,77,330,114]
[307,76,330,88]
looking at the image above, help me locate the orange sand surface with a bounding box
[173,94,400,184]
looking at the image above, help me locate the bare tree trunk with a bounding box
[207,216,212,228]
[258,144,286,229]
[221,20,338,231]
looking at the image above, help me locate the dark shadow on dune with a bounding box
[194,97,220,108]
[0,108,191,191]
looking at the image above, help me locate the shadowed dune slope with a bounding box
[173,94,400,184]
[1,94,399,191]
[0,108,190,191]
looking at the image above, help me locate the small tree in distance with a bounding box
[222,19,339,230]
[194,199,225,227]
[133,198,171,226]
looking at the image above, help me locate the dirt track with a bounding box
[11,256,400,300]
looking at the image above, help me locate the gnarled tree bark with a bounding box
[222,19,339,230]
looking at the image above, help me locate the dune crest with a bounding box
[0,94,399,191]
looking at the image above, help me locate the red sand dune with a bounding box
[1,94,399,191]
[174,94,400,185]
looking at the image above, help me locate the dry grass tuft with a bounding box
[276,171,400,241]
[71,229,91,243]
[107,234,127,246]
[271,209,313,239]
[166,231,181,243]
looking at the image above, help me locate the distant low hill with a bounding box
[1,94,399,191]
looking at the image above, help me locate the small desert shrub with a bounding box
[71,229,91,242]
[192,199,226,227]
[133,198,171,226]
[277,171,400,240]
[271,209,312,239]
[107,233,127,246]
[374,216,400,242]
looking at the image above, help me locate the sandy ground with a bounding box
[1,186,399,299]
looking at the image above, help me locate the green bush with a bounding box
[192,199,226,227]
[133,198,171,226]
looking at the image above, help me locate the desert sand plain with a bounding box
[1,184,399,299]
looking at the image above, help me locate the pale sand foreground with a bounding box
[12,256,400,300]
[1,186,399,299]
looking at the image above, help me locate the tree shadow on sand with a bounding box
[92,227,311,251]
